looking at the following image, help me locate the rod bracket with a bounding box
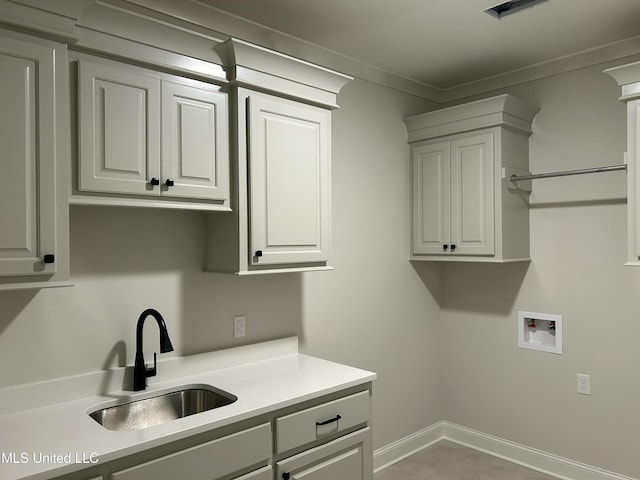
[502,167,532,192]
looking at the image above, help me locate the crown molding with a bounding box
[604,59,640,101]
[0,0,86,40]
[72,0,228,81]
[122,0,640,103]
[120,0,444,100]
[439,34,640,103]
[404,94,539,142]
[3,0,640,103]
[217,38,352,109]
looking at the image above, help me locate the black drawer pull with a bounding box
[316,414,341,426]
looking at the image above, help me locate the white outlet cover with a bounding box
[234,315,246,338]
[577,373,591,395]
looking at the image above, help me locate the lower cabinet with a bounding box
[235,466,273,480]
[52,387,372,480]
[111,423,271,480]
[274,390,372,480]
[276,428,371,480]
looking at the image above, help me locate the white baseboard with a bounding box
[374,421,637,480]
[443,422,636,480]
[373,421,443,472]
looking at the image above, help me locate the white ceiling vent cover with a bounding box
[485,0,548,19]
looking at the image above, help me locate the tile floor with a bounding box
[374,440,557,480]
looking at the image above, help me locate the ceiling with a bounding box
[197,0,640,91]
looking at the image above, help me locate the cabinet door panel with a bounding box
[277,427,370,480]
[290,448,361,480]
[412,142,450,255]
[235,466,272,480]
[631,101,640,261]
[248,95,329,265]
[78,60,160,195]
[112,423,271,480]
[450,134,494,256]
[162,81,229,201]
[0,38,56,275]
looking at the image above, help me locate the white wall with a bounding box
[0,207,303,386]
[441,59,640,479]
[0,77,440,452]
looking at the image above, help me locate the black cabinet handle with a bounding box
[149,178,160,186]
[283,473,290,480]
[443,244,449,251]
[43,254,55,264]
[165,179,175,187]
[255,250,263,257]
[316,414,341,426]
[450,244,456,252]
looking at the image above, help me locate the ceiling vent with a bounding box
[485,0,547,19]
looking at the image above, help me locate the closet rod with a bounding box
[510,164,626,182]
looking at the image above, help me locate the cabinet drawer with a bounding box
[276,391,370,454]
[112,423,271,480]
[235,465,272,480]
[276,427,370,480]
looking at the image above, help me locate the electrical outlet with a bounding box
[234,315,246,338]
[577,373,591,395]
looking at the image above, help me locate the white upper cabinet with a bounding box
[0,29,70,289]
[75,55,229,211]
[605,62,640,265]
[248,94,330,266]
[405,95,538,263]
[204,39,352,274]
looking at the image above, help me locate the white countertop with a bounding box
[0,344,375,480]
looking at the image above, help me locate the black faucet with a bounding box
[133,308,174,391]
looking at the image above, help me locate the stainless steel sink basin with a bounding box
[89,385,237,431]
